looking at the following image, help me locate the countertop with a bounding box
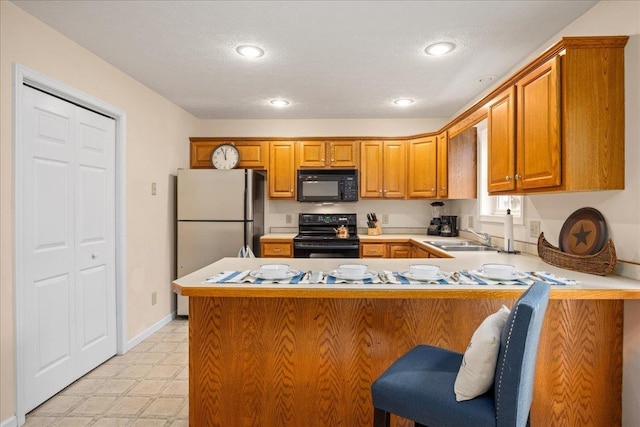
[173,251,640,300]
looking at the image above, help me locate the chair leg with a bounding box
[373,407,391,427]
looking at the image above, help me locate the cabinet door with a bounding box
[360,243,386,258]
[389,244,411,258]
[447,127,477,199]
[383,141,406,198]
[517,56,561,190]
[360,141,384,198]
[329,141,358,168]
[411,245,431,258]
[237,142,268,169]
[408,136,437,198]
[268,141,296,199]
[261,241,293,258]
[436,131,448,198]
[487,87,517,193]
[297,141,326,168]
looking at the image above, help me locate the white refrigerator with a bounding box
[176,168,265,315]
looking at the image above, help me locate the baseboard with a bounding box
[125,312,175,352]
[1,416,17,427]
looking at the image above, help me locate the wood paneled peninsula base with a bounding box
[173,257,639,427]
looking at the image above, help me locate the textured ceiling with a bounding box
[12,0,598,120]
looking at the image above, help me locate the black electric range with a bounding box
[293,213,360,258]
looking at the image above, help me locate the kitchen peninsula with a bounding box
[172,253,639,427]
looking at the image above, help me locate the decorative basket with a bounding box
[537,232,617,276]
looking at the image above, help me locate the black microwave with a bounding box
[297,169,358,202]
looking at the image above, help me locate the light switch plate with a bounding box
[529,220,541,238]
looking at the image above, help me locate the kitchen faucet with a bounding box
[463,228,492,246]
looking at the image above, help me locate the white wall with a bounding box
[0,2,198,422]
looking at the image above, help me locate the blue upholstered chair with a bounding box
[371,281,550,427]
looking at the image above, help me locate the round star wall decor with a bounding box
[559,207,608,255]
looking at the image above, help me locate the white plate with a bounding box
[471,269,525,281]
[328,270,378,281]
[250,269,300,280]
[399,271,450,282]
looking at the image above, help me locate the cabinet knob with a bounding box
[441,186,446,191]
[383,189,387,193]
[430,188,435,192]
[505,175,512,181]
[321,158,325,162]
[515,174,521,180]
[273,248,281,253]
[379,190,383,193]
[290,189,294,193]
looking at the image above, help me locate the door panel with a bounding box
[22,86,116,411]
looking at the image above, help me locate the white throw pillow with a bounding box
[454,305,511,402]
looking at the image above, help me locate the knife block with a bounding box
[368,220,383,236]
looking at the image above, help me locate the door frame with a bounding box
[13,63,127,425]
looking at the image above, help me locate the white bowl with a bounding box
[409,264,440,279]
[259,263,290,279]
[482,263,516,279]
[338,264,368,279]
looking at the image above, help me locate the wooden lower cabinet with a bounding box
[361,241,442,258]
[360,243,386,258]
[189,296,623,427]
[411,245,431,258]
[260,240,293,258]
[388,243,411,258]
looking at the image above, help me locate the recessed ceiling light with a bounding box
[424,42,456,56]
[270,99,290,107]
[236,45,265,58]
[393,98,414,106]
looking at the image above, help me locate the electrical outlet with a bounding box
[151,291,157,306]
[151,182,157,195]
[529,220,541,238]
[382,214,389,225]
[468,215,474,228]
[285,214,292,224]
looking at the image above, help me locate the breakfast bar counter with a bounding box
[173,256,639,427]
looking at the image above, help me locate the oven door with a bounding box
[293,241,360,258]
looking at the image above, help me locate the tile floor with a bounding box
[25,318,189,427]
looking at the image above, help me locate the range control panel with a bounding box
[299,213,357,226]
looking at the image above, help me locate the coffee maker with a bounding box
[427,202,444,235]
[440,215,459,237]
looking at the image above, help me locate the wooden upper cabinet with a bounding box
[407,136,437,198]
[517,56,561,190]
[383,141,406,198]
[190,139,268,169]
[297,140,359,168]
[488,57,562,193]
[361,141,406,199]
[448,127,478,199]
[486,36,626,194]
[268,141,296,199]
[360,141,384,198]
[436,131,448,198]
[488,87,517,193]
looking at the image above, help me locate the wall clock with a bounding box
[211,144,240,169]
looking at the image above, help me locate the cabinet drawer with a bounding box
[360,243,386,258]
[261,242,293,258]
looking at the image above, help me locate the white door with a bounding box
[21,85,116,412]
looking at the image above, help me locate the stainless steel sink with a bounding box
[424,240,498,252]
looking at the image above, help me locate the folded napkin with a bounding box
[526,271,577,285]
[204,270,306,285]
[464,270,534,286]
